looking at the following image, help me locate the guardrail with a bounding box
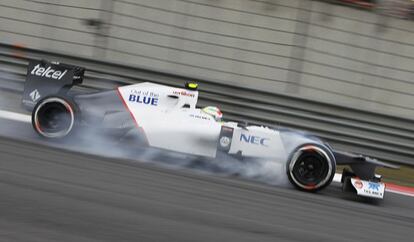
[0,43,413,166]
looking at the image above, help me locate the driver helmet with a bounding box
[202,106,223,121]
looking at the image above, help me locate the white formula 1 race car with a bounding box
[22,60,398,199]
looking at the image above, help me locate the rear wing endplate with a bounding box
[22,59,85,110]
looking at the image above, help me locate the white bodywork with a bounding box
[227,124,286,158]
[118,82,286,159]
[350,178,385,199]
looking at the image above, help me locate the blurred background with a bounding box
[1,3,414,241]
[1,0,414,117]
[0,0,413,167]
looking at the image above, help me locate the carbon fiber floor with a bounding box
[0,125,414,241]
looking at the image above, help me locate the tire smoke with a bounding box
[57,126,292,187]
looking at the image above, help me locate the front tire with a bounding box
[286,144,336,192]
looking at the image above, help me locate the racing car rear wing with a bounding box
[22,59,85,110]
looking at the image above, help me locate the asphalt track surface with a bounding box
[1,118,414,242]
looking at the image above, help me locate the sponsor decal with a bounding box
[219,136,231,148]
[190,114,210,120]
[128,90,159,106]
[354,180,363,189]
[368,182,380,191]
[240,134,269,147]
[352,178,384,198]
[30,64,67,80]
[29,89,41,102]
[173,90,195,97]
[363,182,383,197]
[222,127,233,132]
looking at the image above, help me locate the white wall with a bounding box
[1,0,413,118]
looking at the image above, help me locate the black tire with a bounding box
[286,144,336,192]
[32,95,78,139]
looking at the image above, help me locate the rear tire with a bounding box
[32,95,78,139]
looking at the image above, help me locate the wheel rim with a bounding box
[289,146,333,190]
[292,153,329,186]
[34,98,74,138]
